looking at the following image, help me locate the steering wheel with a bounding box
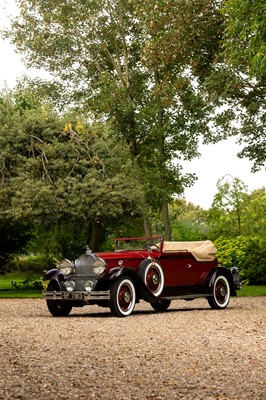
[143,243,160,250]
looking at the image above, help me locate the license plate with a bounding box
[62,292,86,300]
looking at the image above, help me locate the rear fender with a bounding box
[206,267,237,296]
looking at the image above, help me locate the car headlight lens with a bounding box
[58,259,74,276]
[84,280,94,292]
[92,257,106,275]
[65,280,75,292]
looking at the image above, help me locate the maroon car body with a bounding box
[43,236,240,317]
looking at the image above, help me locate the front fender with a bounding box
[97,267,158,303]
[43,269,64,284]
[206,267,237,297]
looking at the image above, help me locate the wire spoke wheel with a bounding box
[139,260,164,296]
[208,275,230,309]
[110,276,136,317]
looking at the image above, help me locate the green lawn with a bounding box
[237,285,266,297]
[0,290,42,298]
[0,272,42,298]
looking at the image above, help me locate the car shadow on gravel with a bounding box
[57,306,212,319]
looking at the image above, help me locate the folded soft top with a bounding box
[162,240,217,261]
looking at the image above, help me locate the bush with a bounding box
[214,236,266,284]
[13,278,43,290]
[7,253,57,274]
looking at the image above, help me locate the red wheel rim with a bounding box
[146,267,160,293]
[215,279,228,304]
[118,284,133,312]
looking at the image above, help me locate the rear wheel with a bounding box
[151,299,171,312]
[139,260,164,296]
[46,281,73,317]
[109,276,136,317]
[208,275,230,309]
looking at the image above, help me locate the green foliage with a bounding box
[204,1,266,170]
[6,0,233,238]
[0,91,145,252]
[0,220,33,271]
[0,290,41,298]
[208,178,266,239]
[0,271,43,296]
[7,253,56,274]
[12,277,43,290]
[238,285,266,297]
[214,236,266,284]
[169,198,209,240]
[208,176,249,238]
[223,0,266,78]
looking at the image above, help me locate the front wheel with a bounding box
[46,281,73,317]
[208,275,230,309]
[151,299,171,312]
[109,276,136,317]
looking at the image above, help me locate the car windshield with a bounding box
[114,237,162,251]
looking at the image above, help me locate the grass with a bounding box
[0,290,42,298]
[0,271,43,298]
[0,272,265,298]
[237,285,266,297]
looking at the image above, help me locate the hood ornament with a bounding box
[85,245,92,255]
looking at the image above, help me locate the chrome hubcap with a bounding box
[152,274,159,285]
[124,292,131,303]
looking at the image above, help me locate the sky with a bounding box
[0,0,265,210]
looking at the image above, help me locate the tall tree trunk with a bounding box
[162,196,172,240]
[143,215,152,237]
[154,68,172,240]
[90,218,103,252]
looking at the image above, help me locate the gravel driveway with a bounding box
[0,297,265,400]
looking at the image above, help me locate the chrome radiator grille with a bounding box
[75,253,98,291]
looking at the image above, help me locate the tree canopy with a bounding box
[204,0,266,170]
[0,90,145,251]
[6,0,235,238]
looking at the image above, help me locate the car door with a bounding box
[160,252,196,286]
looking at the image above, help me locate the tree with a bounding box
[208,174,266,240]
[205,0,266,171]
[169,198,209,241]
[223,0,266,79]
[214,235,266,284]
[7,0,228,239]
[208,175,249,238]
[241,188,266,238]
[0,90,145,252]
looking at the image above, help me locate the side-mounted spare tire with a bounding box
[139,259,164,297]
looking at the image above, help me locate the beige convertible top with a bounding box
[162,240,217,261]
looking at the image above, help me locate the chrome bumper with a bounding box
[42,290,110,301]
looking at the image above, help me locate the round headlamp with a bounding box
[65,280,75,292]
[92,257,106,275]
[84,280,94,292]
[58,259,74,276]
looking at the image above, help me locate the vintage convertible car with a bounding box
[42,236,241,317]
